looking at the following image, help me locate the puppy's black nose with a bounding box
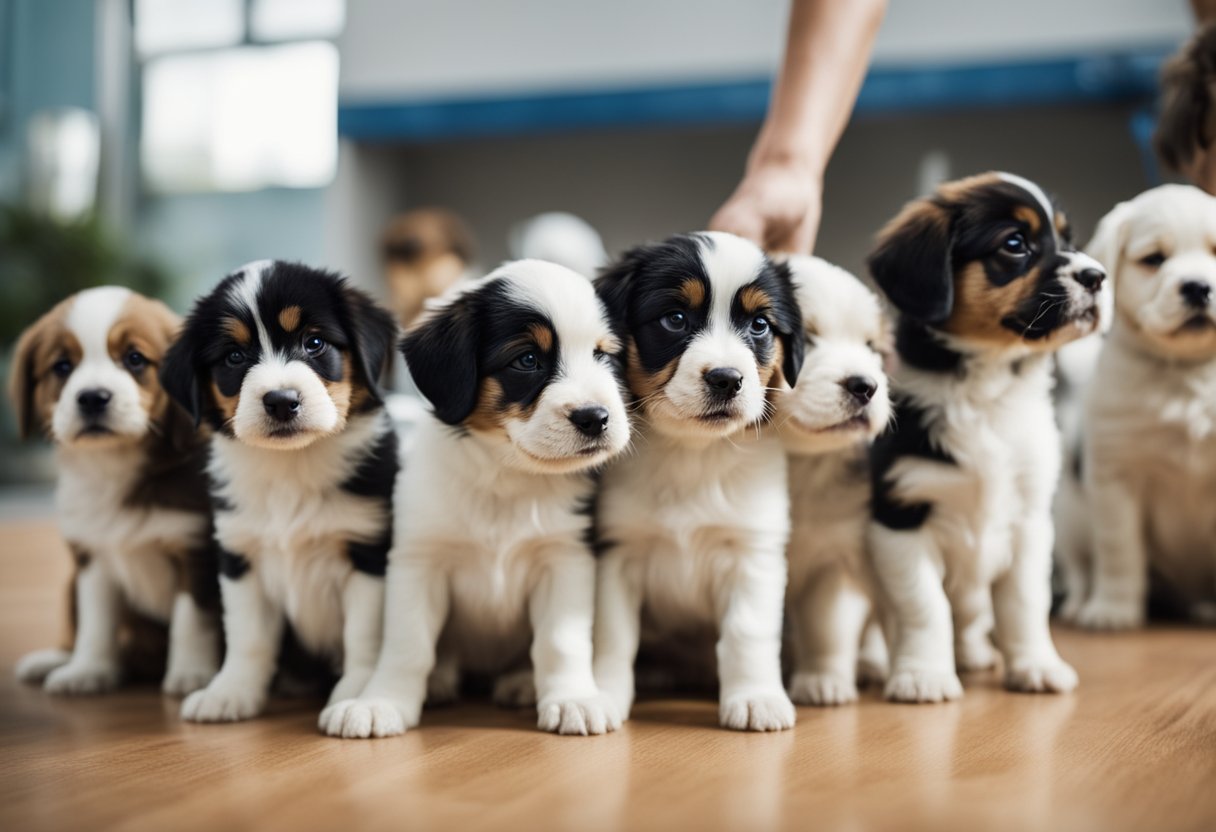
[569,405,610,437]
[77,389,111,416]
[704,368,744,399]
[1181,280,1212,309]
[1074,268,1105,292]
[841,375,877,405]
[263,389,301,422]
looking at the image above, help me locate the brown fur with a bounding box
[222,317,252,346]
[1014,205,1042,234]
[625,340,678,401]
[464,376,538,435]
[278,305,302,332]
[382,208,476,329]
[737,285,772,316]
[528,323,555,354]
[944,261,1043,344]
[9,298,79,439]
[1155,22,1216,177]
[679,278,706,308]
[320,352,355,432]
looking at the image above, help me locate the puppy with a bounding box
[1062,184,1216,629]
[161,261,399,722]
[591,231,805,731]
[867,173,1106,702]
[10,286,219,695]
[773,255,891,706]
[320,260,631,738]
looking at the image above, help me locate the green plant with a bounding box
[0,203,170,346]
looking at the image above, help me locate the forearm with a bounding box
[751,0,887,178]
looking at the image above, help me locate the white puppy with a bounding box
[321,260,632,738]
[1063,184,1216,629]
[773,256,891,706]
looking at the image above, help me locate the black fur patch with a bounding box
[894,318,964,375]
[340,424,400,576]
[218,548,250,580]
[870,397,955,530]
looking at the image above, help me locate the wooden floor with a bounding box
[2,519,1214,832]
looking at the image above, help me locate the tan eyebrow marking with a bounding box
[679,277,706,308]
[1013,205,1042,234]
[222,317,251,346]
[527,322,555,353]
[278,305,302,332]
[738,285,771,315]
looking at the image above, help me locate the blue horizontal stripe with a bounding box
[338,47,1173,141]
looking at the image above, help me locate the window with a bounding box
[136,0,344,193]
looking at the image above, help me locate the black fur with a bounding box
[340,425,400,576]
[218,548,250,580]
[870,397,955,530]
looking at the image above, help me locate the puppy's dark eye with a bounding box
[123,350,147,372]
[660,310,688,333]
[1139,252,1165,268]
[304,334,327,356]
[1002,233,1029,256]
[52,359,73,378]
[511,351,540,372]
[225,350,246,368]
[749,316,771,337]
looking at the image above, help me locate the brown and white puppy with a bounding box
[773,255,891,706]
[10,286,219,696]
[1059,185,1216,629]
[381,208,475,329]
[867,173,1106,703]
[591,231,805,731]
[161,260,400,723]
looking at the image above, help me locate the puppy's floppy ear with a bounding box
[339,284,399,403]
[159,327,208,428]
[767,259,806,385]
[400,292,480,425]
[867,198,956,324]
[9,314,48,440]
[1085,200,1134,278]
[595,245,648,331]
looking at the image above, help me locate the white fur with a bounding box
[774,256,891,706]
[1060,185,1216,628]
[320,261,629,738]
[593,234,796,732]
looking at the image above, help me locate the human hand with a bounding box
[708,158,823,254]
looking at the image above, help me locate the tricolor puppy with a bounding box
[1061,185,1216,629]
[591,231,804,731]
[10,287,218,696]
[773,255,891,706]
[161,261,399,722]
[867,173,1105,703]
[321,260,631,738]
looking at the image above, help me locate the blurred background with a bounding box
[0,0,1196,485]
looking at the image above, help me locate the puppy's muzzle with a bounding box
[568,405,610,438]
[77,388,112,419]
[263,388,302,423]
[703,367,744,401]
[1181,280,1212,310]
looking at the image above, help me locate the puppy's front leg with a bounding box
[592,552,643,721]
[182,568,283,722]
[162,591,221,696]
[44,561,122,694]
[716,553,795,731]
[529,553,619,735]
[319,559,448,738]
[869,525,962,703]
[994,510,1077,693]
[1078,476,1146,630]
[326,571,385,705]
[788,566,869,706]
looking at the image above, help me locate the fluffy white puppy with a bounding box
[1063,184,1216,629]
[773,255,891,706]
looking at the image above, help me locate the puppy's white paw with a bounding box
[318,697,415,739]
[1004,659,1078,694]
[1076,597,1143,631]
[44,660,121,695]
[593,668,635,722]
[181,682,266,722]
[884,668,963,703]
[426,663,461,706]
[955,637,998,672]
[15,648,71,684]
[162,664,216,697]
[492,670,536,708]
[537,692,620,736]
[720,691,796,731]
[788,671,858,707]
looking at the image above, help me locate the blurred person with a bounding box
[381,208,476,329]
[1156,0,1216,194]
[709,0,887,253]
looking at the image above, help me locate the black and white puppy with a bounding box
[591,231,804,731]
[161,260,399,722]
[867,173,1106,703]
[321,260,631,738]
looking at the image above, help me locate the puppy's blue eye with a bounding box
[511,351,539,371]
[1002,234,1028,255]
[1139,251,1165,268]
[52,359,72,378]
[749,316,771,336]
[304,334,327,356]
[225,350,246,368]
[660,310,688,333]
[123,350,147,372]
